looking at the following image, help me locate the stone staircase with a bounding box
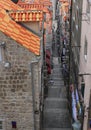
[43,57,72,130]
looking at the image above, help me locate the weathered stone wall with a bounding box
[0,31,40,130]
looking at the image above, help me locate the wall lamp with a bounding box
[0,42,6,48]
[4,61,11,69]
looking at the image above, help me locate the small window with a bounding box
[87,1,90,14]
[81,83,85,98]
[84,37,88,61]
[0,121,3,130]
[12,121,17,129]
[0,48,2,62]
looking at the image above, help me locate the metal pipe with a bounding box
[68,0,73,119]
[30,60,39,130]
[69,0,73,86]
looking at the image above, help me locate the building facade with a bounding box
[71,0,91,129]
[0,0,43,130]
[71,0,83,84]
[79,0,91,130]
[0,31,40,130]
[69,0,83,128]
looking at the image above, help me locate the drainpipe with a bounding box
[69,0,73,87]
[30,60,39,130]
[68,0,73,118]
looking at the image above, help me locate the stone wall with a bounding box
[0,31,41,130]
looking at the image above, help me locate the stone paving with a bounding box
[43,57,72,130]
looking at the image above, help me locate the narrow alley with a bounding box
[43,60,72,130]
[0,0,86,130]
[43,18,72,129]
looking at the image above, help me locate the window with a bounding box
[84,37,88,61]
[86,1,90,14]
[0,121,3,130]
[81,83,85,98]
[80,76,85,99]
[86,1,90,21]
[12,121,17,128]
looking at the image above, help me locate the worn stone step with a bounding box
[50,78,63,80]
[43,109,71,128]
[53,82,64,86]
[53,68,62,70]
[54,80,64,84]
[51,74,62,78]
[53,65,61,68]
[48,87,67,98]
[51,80,64,84]
[53,69,62,73]
[53,59,59,65]
[48,84,65,88]
[43,128,72,130]
[44,98,68,109]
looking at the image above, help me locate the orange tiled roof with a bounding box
[38,0,52,6]
[9,10,43,22]
[0,1,40,55]
[59,0,69,2]
[18,0,52,6]
[0,0,23,11]
[17,3,49,13]
[0,0,44,22]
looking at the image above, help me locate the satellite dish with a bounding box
[11,0,19,4]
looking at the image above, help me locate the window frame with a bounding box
[84,37,88,62]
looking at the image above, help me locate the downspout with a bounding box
[69,0,73,88]
[30,60,39,130]
[68,0,73,117]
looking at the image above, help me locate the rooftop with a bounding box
[0,0,41,55]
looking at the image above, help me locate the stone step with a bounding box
[48,84,65,88]
[43,128,72,130]
[52,80,64,84]
[50,78,63,81]
[43,109,71,128]
[53,68,62,70]
[53,69,62,73]
[48,86,66,92]
[53,82,64,86]
[52,72,62,74]
[48,87,67,98]
[53,65,61,68]
[51,74,62,78]
[53,58,59,65]
[44,98,68,109]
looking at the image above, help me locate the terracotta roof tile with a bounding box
[18,0,52,5]
[0,0,23,10]
[38,0,52,6]
[0,8,40,55]
[17,3,49,13]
